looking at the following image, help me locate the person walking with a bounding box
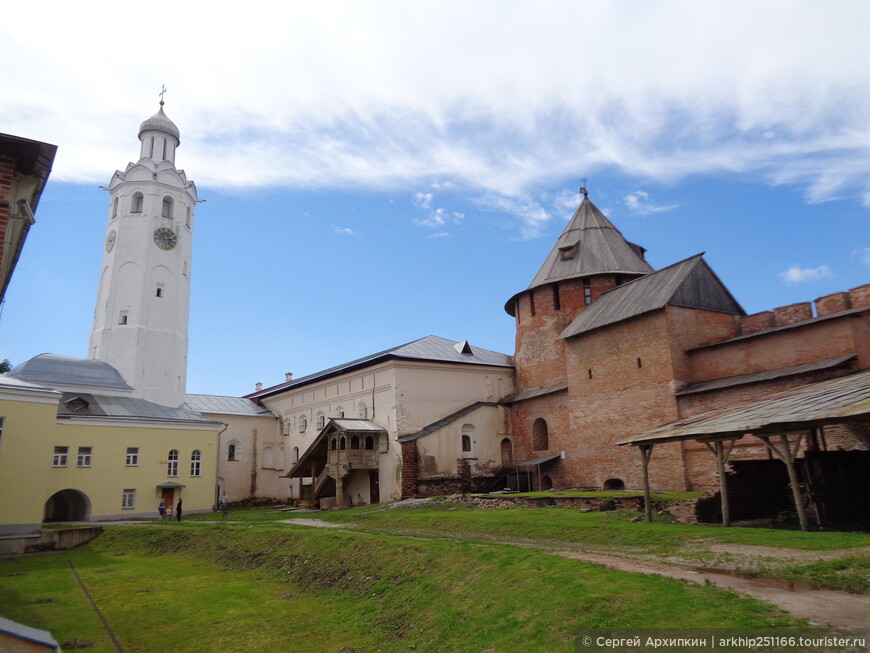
[157,500,165,522]
[220,492,228,517]
[176,498,183,522]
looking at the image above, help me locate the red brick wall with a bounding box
[851,283,870,309]
[689,316,866,381]
[815,292,851,316]
[774,302,814,326]
[740,311,775,335]
[513,276,620,390]
[561,311,688,490]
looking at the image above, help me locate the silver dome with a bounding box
[138,104,180,142]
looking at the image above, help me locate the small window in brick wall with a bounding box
[532,418,549,450]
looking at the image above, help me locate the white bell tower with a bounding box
[89,95,198,407]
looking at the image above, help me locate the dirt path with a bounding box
[553,552,870,630]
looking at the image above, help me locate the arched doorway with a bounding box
[500,438,513,468]
[603,478,625,491]
[43,489,90,522]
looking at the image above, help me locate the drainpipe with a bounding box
[215,422,229,510]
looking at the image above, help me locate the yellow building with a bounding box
[1,354,220,537]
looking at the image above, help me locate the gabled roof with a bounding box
[7,353,133,391]
[506,196,653,314]
[560,254,744,339]
[248,335,513,400]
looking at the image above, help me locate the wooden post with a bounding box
[639,444,654,522]
[704,439,736,527]
[759,434,809,532]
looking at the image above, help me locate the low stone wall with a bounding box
[0,526,103,555]
[428,494,650,513]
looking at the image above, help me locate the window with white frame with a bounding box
[77,446,92,467]
[131,192,144,213]
[316,412,325,430]
[53,446,68,467]
[299,416,307,432]
[190,450,201,477]
[228,443,238,461]
[358,402,368,419]
[126,447,139,466]
[461,424,475,458]
[335,407,345,418]
[122,489,136,510]
[167,449,179,477]
[283,419,291,436]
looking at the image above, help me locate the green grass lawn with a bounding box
[3,504,868,652]
[1,524,797,653]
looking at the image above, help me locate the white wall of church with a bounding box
[210,412,282,503]
[260,359,513,503]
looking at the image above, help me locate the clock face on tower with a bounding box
[105,229,116,252]
[153,227,178,251]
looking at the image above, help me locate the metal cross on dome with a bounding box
[159,84,167,105]
[579,178,588,198]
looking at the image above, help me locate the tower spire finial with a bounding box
[159,84,167,106]
[579,178,588,198]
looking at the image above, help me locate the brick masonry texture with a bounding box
[507,264,870,498]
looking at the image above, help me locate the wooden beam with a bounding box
[758,434,809,532]
[703,439,736,527]
[639,444,654,523]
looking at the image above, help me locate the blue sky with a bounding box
[1,1,868,397]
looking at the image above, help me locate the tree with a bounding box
[0,359,12,374]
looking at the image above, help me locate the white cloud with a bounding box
[413,192,433,209]
[413,207,464,229]
[780,265,834,283]
[426,232,450,239]
[5,2,870,217]
[332,227,354,236]
[855,247,870,265]
[623,191,680,216]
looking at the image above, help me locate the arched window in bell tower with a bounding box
[111,197,118,218]
[162,197,173,218]
[131,192,144,213]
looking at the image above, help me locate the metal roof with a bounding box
[0,616,60,652]
[505,196,653,314]
[330,418,387,433]
[560,255,744,340]
[139,104,180,141]
[58,392,215,423]
[518,454,562,466]
[249,335,513,399]
[619,368,870,447]
[8,353,133,390]
[505,382,568,404]
[398,401,500,442]
[676,354,857,396]
[185,394,275,417]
